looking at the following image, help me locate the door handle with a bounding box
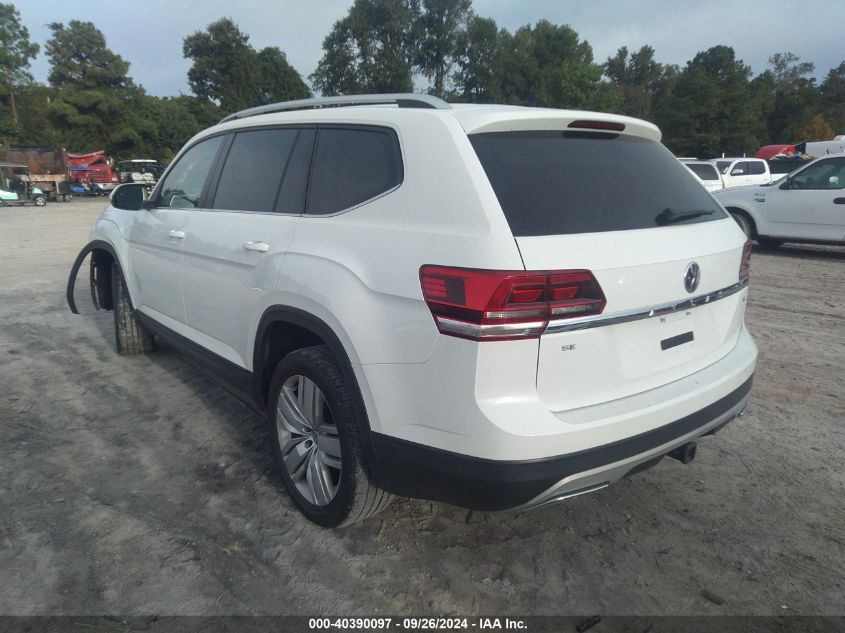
[834,198,845,205]
[243,241,269,252]
[168,230,185,239]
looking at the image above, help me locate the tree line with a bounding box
[0,0,843,163]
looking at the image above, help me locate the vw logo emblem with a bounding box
[684,262,701,293]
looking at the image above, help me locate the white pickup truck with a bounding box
[711,157,780,189]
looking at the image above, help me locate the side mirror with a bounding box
[730,168,745,176]
[830,176,840,187]
[110,183,146,210]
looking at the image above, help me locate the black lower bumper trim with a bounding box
[372,377,752,511]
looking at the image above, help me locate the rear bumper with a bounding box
[372,376,752,511]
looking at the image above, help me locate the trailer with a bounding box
[2,145,69,201]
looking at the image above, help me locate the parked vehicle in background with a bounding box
[2,145,68,201]
[67,151,119,193]
[711,157,778,188]
[117,160,165,195]
[0,162,47,206]
[683,161,724,192]
[805,136,845,158]
[68,94,756,527]
[715,154,845,247]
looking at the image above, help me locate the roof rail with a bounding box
[219,93,450,124]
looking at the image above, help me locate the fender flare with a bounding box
[66,239,126,314]
[253,305,382,483]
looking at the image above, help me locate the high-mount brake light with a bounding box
[419,266,606,341]
[567,120,625,132]
[739,239,752,283]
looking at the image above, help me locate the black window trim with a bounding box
[203,123,317,216]
[149,122,405,217]
[302,123,405,218]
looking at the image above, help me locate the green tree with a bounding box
[656,46,758,156]
[819,61,845,135]
[794,113,834,142]
[495,20,618,110]
[45,20,139,152]
[451,15,500,102]
[311,0,420,95]
[766,52,819,141]
[183,17,309,113]
[0,2,39,128]
[604,45,665,119]
[417,0,472,97]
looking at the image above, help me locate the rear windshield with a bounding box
[470,131,726,236]
[686,163,720,180]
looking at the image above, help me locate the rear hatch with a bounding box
[469,125,748,412]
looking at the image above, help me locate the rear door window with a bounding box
[687,163,719,180]
[213,128,314,213]
[306,126,403,215]
[470,131,726,236]
[748,161,766,175]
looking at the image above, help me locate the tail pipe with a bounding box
[669,442,697,464]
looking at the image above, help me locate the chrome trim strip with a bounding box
[545,279,748,334]
[436,317,546,338]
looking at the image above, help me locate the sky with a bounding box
[16,0,845,97]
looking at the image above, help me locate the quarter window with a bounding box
[158,136,224,208]
[306,127,403,215]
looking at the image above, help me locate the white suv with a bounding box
[67,94,757,527]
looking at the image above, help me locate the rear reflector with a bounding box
[568,120,625,132]
[739,239,751,283]
[419,266,606,341]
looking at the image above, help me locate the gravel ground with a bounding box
[0,198,843,616]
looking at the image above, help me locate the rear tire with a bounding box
[111,263,154,355]
[268,345,392,527]
[729,211,753,238]
[34,196,46,207]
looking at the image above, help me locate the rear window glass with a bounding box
[306,127,402,215]
[715,160,732,173]
[687,163,719,180]
[470,131,726,236]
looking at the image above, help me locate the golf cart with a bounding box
[117,159,164,193]
[0,162,47,207]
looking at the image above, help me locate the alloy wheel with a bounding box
[276,374,342,506]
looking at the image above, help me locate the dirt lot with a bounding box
[0,198,842,616]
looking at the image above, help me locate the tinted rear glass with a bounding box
[470,131,726,236]
[715,160,732,173]
[687,163,719,180]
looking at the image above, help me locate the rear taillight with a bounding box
[419,266,606,341]
[739,239,751,283]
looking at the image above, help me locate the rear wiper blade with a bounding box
[655,208,716,226]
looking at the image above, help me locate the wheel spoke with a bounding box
[283,437,311,481]
[316,431,341,460]
[277,382,312,435]
[306,450,335,506]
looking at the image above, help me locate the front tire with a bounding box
[268,345,392,527]
[34,196,46,207]
[111,263,154,355]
